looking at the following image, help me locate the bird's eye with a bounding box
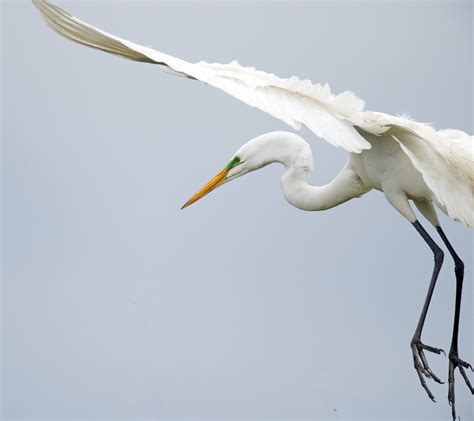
[234,156,241,163]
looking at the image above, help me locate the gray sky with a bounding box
[2,0,472,419]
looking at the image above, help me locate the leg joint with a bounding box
[434,248,444,264]
[454,258,464,275]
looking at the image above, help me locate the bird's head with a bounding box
[181,131,311,209]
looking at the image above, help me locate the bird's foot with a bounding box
[411,339,445,401]
[448,350,474,421]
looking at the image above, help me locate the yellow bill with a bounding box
[181,168,229,209]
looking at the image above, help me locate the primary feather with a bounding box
[32,0,370,153]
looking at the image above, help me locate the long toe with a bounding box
[412,348,436,401]
[411,341,445,397]
[458,365,474,393]
[451,356,474,393]
[415,365,436,402]
[448,353,474,420]
[419,348,444,384]
[419,343,446,356]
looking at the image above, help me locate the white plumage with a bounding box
[32,0,369,152]
[33,2,474,419]
[33,0,473,229]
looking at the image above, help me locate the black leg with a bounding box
[410,221,445,401]
[437,227,473,421]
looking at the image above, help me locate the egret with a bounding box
[33,0,473,418]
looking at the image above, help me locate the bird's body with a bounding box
[352,132,430,198]
[351,122,473,227]
[232,129,465,228]
[350,130,445,226]
[32,1,473,419]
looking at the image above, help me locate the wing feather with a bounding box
[33,0,370,153]
[358,112,474,228]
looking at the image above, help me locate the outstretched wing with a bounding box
[357,112,474,228]
[33,0,370,153]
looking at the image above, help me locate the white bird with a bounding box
[33,1,473,418]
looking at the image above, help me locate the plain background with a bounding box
[1,0,472,419]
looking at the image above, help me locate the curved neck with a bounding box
[281,168,348,211]
[239,132,361,212]
[266,134,357,212]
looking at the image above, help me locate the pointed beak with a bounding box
[181,168,229,209]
